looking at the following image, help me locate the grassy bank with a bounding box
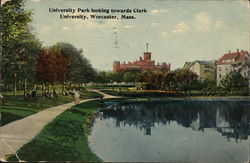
[87,84,133,90]
[100,89,249,98]
[1,91,100,126]
[7,100,102,162]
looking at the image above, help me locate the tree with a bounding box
[112,71,125,83]
[220,70,248,91]
[138,70,157,89]
[124,72,138,83]
[137,69,198,90]
[2,0,42,96]
[96,71,108,85]
[36,47,69,91]
[53,42,96,89]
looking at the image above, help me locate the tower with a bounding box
[144,43,151,61]
[113,61,120,73]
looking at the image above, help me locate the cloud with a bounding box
[40,26,52,34]
[171,22,189,34]
[161,31,168,35]
[151,23,160,27]
[31,0,40,2]
[163,12,224,36]
[150,9,169,15]
[192,12,212,32]
[61,26,70,31]
[192,12,224,32]
[214,20,224,29]
[123,25,133,30]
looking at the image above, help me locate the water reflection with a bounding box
[99,100,250,141]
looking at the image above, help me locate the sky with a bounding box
[21,0,250,71]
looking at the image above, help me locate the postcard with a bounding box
[1,0,250,162]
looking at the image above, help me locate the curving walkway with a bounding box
[0,90,121,161]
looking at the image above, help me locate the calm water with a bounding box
[88,99,250,163]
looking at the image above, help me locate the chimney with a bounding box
[229,50,231,54]
[237,49,239,53]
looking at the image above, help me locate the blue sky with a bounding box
[23,0,249,71]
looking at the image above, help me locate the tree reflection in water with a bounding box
[99,99,250,141]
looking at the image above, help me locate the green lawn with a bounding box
[1,91,101,126]
[7,100,102,162]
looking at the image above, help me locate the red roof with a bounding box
[216,50,248,65]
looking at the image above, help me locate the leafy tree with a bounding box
[138,70,157,89]
[53,42,96,88]
[137,69,198,90]
[1,0,42,96]
[220,70,248,90]
[124,72,138,83]
[36,47,69,91]
[167,69,198,90]
[96,71,109,85]
[112,71,125,83]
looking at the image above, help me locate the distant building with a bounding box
[216,49,250,85]
[113,44,171,73]
[183,60,216,79]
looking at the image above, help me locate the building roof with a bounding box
[183,60,214,69]
[195,60,215,66]
[216,50,248,65]
[183,62,192,69]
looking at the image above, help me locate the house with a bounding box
[183,60,216,80]
[216,49,250,85]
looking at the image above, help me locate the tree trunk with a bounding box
[68,82,72,90]
[52,83,55,92]
[47,83,50,92]
[42,83,44,92]
[62,80,65,94]
[13,73,17,96]
[23,78,27,99]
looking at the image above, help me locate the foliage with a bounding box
[96,71,109,84]
[220,70,248,91]
[138,69,198,90]
[124,72,138,83]
[112,71,125,83]
[1,0,42,89]
[54,42,96,84]
[35,47,69,84]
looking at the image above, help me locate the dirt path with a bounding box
[0,90,121,161]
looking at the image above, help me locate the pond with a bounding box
[88,99,250,163]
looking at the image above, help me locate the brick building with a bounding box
[113,49,171,73]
